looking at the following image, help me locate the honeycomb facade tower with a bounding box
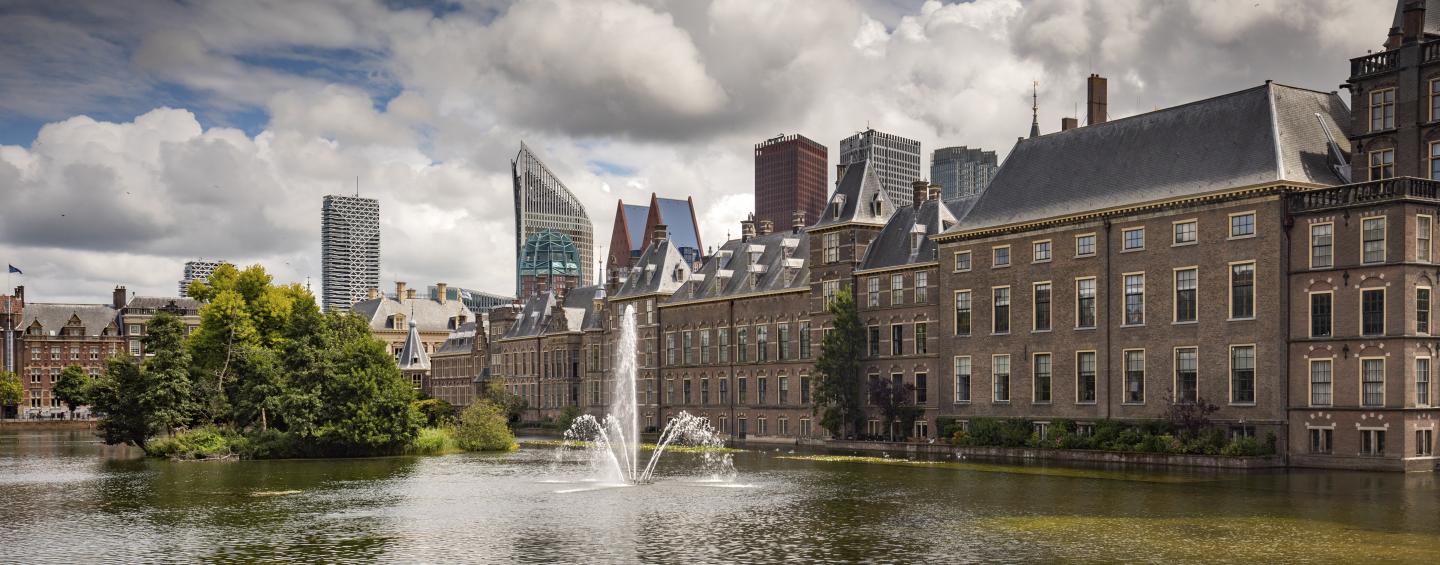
[321,195,381,313]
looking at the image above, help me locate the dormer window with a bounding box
[912,233,924,253]
[830,195,846,220]
[869,193,884,216]
[389,314,406,330]
[673,264,686,282]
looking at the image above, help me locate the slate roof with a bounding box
[654,197,701,252]
[122,296,201,314]
[622,204,649,253]
[612,237,689,298]
[860,197,963,271]
[502,285,605,339]
[351,295,474,332]
[18,304,119,336]
[811,159,895,228]
[397,321,430,370]
[668,229,810,304]
[946,83,1351,236]
[434,322,478,356]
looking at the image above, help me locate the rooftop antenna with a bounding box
[1029,80,1041,139]
[355,176,360,197]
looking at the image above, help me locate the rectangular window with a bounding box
[867,326,880,357]
[915,373,927,404]
[1420,215,1433,263]
[719,327,730,363]
[1361,429,1386,456]
[1033,353,1052,403]
[867,277,880,307]
[682,331,693,365]
[992,355,1010,402]
[778,324,791,360]
[1370,149,1396,180]
[801,376,811,404]
[1230,262,1255,320]
[1173,220,1197,245]
[1310,223,1333,269]
[666,333,677,366]
[954,251,971,272]
[891,274,904,305]
[993,287,1010,334]
[1076,351,1097,403]
[1122,227,1144,251]
[915,272,928,304]
[1310,292,1332,337]
[954,356,972,403]
[1124,273,1145,325]
[891,324,904,356]
[799,321,812,359]
[1362,289,1385,336]
[1421,287,1432,335]
[1033,282,1052,331]
[700,330,711,364]
[779,376,788,404]
[1175,348,1198,402]
[738,327,750,362]
[1310,359,1333,407]
[1124,350,1145,404]
[1363,217,1386,264]
[823,233,839,263]
[1229,212,1255,238]
[954,290,972,336]
[1370,88,1395,131]
[1309,428,1332,454]
[1076,278,1097,329]
[992,245,1010,267]
[1230,345,1255,404]
[759,377,768,403]
[1075,234,1096,257]
[1432,79,1440,122]
[915,322,927,355]
[1362,358,1385,407]
[1432,141,1440,180]
[1418,357,1431,407]
[1418,429,1433,456]
[683,379,692,404]
[822,281,838,310]
[1174,268,1198,323]
[1032,240,1051,262]
[719,378,729,403]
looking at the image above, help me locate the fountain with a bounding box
[560,305,733,485]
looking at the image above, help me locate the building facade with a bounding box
[930,146,998,201]
[14,300,122,418]
[429,321,484,408]
[754,134,829,232]
[179,260,227,296]
[321,194,381,313]
[513,142,594,297]
[117,291,202,358]
[351,281,475,359]
[839,128,923,208]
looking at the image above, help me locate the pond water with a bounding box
[3,429,1440,564]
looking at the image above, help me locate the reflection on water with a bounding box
[3,429,1440,563]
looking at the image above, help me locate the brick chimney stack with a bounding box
[927,182,941,201]
[367,288,379,300]
[436,282,447,304]
[757,219,774,236]
[653,224,669,243]
[1404,0,1427,44]
[1061,117,1078,131]
[912,180,929,208]
[792,209,806,233]
[113,286,127,309]
[1086,74,1107,126]
[741,217,756,242]
[395,281,407,300]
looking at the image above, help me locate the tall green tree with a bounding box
[142,312,195,436]
[91,357,151,449]
[868,377,925,442]
[53,365,92,419]
[813,288,865,439]
[0,370,22,416]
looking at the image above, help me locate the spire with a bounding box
[1029,80,1040,139]
[397,319,430,370]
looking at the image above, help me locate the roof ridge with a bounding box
[1024,83,1272,142]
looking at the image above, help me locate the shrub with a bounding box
[146,426,240,460]
[556,406,583,432]
[455,401,518,452]
[408,427,461,455]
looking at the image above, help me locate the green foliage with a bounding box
[414,398,457,428]
[408,427,462,455]
[0,370,24,408]
[813,288,865,438]
[957,418,1033,448]
[455,401,518,452]
[556,405,582,432]
[951,417,1275,457]
[142,313,195,435]
[53,365,92,416]
[91,357,152,449]
[867,377,925,441]
[146,426,240,460]
[482,379,528,424]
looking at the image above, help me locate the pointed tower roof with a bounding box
[1029,81,1040,139]
[397,320,430,370]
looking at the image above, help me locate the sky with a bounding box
[0,0,1395,303]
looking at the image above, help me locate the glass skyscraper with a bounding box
[930,146,998,201]
[512,143,593,297]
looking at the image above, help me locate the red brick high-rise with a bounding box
[754,134,828,230]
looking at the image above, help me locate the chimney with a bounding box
[1086,74,1107,125]
[758,219,774,236]
[835,163,849,188]
[13,286,23,306]
[367,287,379,300]
[1404,0,1427,44]
[912,180,929,208]
[741,217,756,242]
[653,224,669,243]
[1061,117,1079,131]
[436,282,448,304]
[113,286,127,309]
[792,209,806,233]
[406,288,417,300]
[927,182,942,201]
[395,281,407,300]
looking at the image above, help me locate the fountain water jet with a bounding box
[560,305,733,485]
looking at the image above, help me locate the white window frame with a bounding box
[992,245,1011,268]
[953,289,972,336]
[1417,356,1431,408]
[1173,266,1199,324]
[1074,233,1097,257]
[1309,222,1334,269]
[953,355,972,404]
[1172,219,1198,246]
[1309,290,1333,338]
[992,285,1011,335]
[991,354,1010,403]
[1032,239,1052,263]
[1121,227,1145,252]
[1419,286,1432,336]
[953,250,972,272]
[1369,148,1395,181]
[1122,271,1145,326]
[1419,214,1433,263]
[1227,210,1256,240]
[1174,346,1199,403]
[1308,358,1333,407]
[1370,87,1395,132]
[1228,260,1257,321]
[1228,344,1257,406]
[1075,350,1098,405]
[1360,356,1386,408]
[1122,348,1146,405]
[1032,280,1052,332]
[1075,277,1098,329]
[1360,287,1386,337]
[1361,215,1387,265]
[1032,352,1052,404]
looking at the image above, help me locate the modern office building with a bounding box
[513,143,594,297]
[179,259,228,296]
[518,230,584,298]
[754,134,828,231]
[320,195,381,313]
[839,128,923,207]
[606,193,704,272]
[930,146,998,201]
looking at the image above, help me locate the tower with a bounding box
[512,143,594,297]
[754,133,829,230]
[321,195,380,313]
[838,128,923,208]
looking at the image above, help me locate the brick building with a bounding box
[15,301,122,418]
[754,134,829,232]
[351,282,474,360]
[429,321,484,408]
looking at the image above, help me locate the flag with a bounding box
[6,265,19,275]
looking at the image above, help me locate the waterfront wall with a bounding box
[0,419,97,431]
[763,438,1288,470]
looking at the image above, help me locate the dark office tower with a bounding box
[930,146,999,201]
[754,134,828,230]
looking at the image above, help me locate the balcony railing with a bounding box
[1351,50,1398,78]
[1288,177,1440,213]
